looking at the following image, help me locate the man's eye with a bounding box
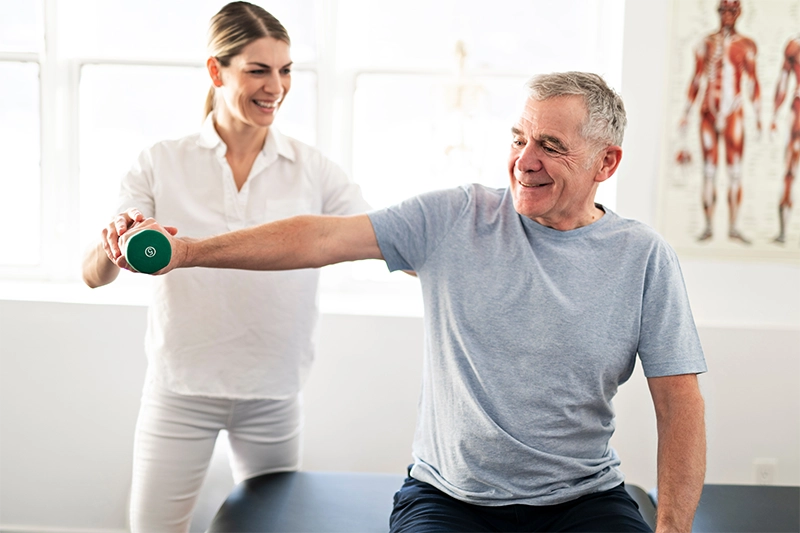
[512,139,524,147]
[542,145,558,154]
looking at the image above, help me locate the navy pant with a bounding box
[390,476,653,533]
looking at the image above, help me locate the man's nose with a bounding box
[516,143,542,173]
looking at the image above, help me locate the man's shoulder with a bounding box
[601,210,674,250]
[381,184,504,228]
[416,183,501,206]
[468,182,506,201]
[458,184,514,220]
[604,210,657,233]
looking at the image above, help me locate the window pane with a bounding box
[78,64,316,251]
[276,70,317,146]
[352,73,528,209]
[337,0,617,72]
[0,1,41,53]
[59,0,316,63]
[0,62,40,266]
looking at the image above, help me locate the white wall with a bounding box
[0,301,145,532]
[611,0,800,491]
[0,301,425,532]
[1,300,797,532]
[1,1,799,532]
[616,0,800,331]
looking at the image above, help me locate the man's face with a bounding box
[718,1,740,29]
[507,95,612,230]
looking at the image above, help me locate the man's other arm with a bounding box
[648,373,706,533]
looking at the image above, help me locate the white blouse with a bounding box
[116,116,370,399]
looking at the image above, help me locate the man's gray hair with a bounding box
[525,72,627,147]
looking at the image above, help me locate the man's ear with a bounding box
[594,146,623,183]
[207,57,223,87]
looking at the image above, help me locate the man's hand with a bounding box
[114,218,181,274]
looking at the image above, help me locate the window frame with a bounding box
[1,0,624,307]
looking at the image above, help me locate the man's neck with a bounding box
[531,205,606,231]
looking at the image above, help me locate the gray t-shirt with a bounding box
[368,184,707,506]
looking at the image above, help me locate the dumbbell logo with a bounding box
[124,229,172,274]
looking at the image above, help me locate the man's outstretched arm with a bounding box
[116,214,383,274]
[648,373,706,533]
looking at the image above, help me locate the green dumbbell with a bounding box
[122,229,172,274]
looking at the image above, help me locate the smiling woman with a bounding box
[79,3,371,532]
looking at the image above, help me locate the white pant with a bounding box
[129,380,303,533]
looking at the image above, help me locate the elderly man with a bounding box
[108,72,707,533]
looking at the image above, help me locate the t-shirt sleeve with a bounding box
[637,242,708,377]
[115,147,156,219]
[368,185,471,273]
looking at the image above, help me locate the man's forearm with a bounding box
[652,379,706,532]
[172,214,381,272]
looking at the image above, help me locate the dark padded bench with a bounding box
[207,470,657,532]
[207,471,404,532]
[625,483,658,529]
[651,484,800,532]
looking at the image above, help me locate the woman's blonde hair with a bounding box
[204,1,290,118]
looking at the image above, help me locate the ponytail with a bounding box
[204,85,216,119]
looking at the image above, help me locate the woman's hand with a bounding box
[102,207,146,264]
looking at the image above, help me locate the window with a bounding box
[0,0,42,269]
[1,0,625,305]
[0,62,40,267]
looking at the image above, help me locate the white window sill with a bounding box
[0,278,424,318]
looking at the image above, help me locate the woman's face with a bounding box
[209,36,292,129]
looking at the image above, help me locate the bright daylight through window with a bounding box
[0,0,624,309]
